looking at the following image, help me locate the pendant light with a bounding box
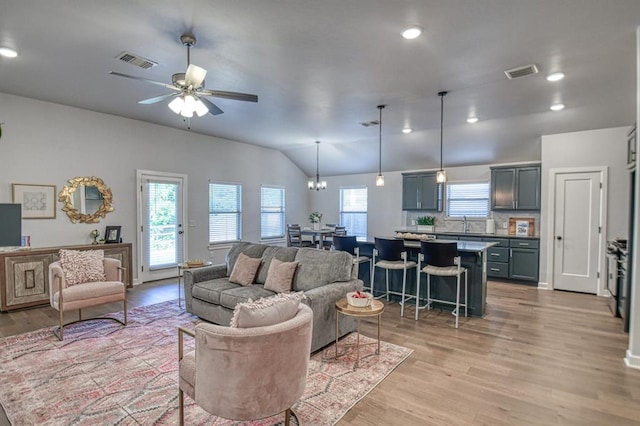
[376,104,386,187]
[308,141,327,191]
[436,91,448,184]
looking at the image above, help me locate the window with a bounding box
[446,181,490,218]
[209,182,242,243]
[340,187,367,239]
[261,186,285,239]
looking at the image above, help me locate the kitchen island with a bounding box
[357,238,497,317]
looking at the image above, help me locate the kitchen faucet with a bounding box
[463,215,468,233]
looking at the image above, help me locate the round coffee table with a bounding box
[177,262,212,308]
[335,298,384,367]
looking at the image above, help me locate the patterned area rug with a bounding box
[0,300,412,425]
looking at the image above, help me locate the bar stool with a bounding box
[333,235,373,291]
[371,238,418,317]
[417,240,467,327]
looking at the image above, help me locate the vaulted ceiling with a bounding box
[1,0,638,176]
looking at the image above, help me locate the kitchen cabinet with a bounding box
[402,172,442,211]
[490,164,541,211]
[508,238,539,281]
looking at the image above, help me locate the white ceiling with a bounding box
[1,0,638,177]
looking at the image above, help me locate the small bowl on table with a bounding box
[346,291,373,307]
[186,260,204,268]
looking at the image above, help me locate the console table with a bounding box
[0,243,133,311]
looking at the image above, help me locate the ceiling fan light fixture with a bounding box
[168,96,184,114]
[194,98,209,117]
[546,72,565,82]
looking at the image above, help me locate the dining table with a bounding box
[300,228,335,249]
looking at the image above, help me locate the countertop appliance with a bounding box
[486,219,495,234]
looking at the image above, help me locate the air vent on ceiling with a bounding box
[116,51,158,70]
[360,120,380,127]
[504,64,539,80]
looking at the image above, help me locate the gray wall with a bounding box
[0,92,310,282]
[540,126,630,287]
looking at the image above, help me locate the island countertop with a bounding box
[360,237,498,252]
[394,227,540,239]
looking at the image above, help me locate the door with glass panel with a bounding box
[138,171,186,283]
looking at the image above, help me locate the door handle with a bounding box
[178,230,184,235]
[556,236,562,241]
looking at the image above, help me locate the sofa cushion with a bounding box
[229,253,262,286]
[192,278,239,305]
[219,285,275,310]
[229,291,305,328]
[292,248,353,291]
[264,259,298,293]
[225,243,268,277]
[255,246,298,284]
[59,249,106,286]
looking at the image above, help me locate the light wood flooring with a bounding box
[1,280,639,425]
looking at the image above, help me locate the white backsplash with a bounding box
[405,211,540,236]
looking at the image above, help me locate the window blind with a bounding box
[339,187,368,239]
[209,183,242,243]
[261,186,285,239]
[446,182,490,218]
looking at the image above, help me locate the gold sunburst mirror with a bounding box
[58,176,114,223]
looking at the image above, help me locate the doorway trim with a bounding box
[136,169,189,283]
[545,166,608,295]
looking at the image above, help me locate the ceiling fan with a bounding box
[109,33,258,118]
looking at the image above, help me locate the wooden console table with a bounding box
[0,243,133,312]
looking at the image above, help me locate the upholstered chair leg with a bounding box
[58,308,64,341]
[284,408,291,426]
[178,389,184,426]
[124,298,128,324]
[385,269,390,301]
[371,266,376,297]
[369,260,373,293]
[78,309,82,321]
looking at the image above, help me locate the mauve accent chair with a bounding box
[178,304,313,425]
[48,258,127,340]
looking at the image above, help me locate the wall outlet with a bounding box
[502,222,508,229]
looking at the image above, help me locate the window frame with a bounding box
[445,180,490,219]
[339,186,368,240]
[208,181,242,244]
[260,185,286,240]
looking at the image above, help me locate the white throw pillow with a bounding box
[230,292,305,328]
[59,249,106,286]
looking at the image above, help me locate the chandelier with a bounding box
[308,141,327,191]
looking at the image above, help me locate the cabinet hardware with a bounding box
[490,253,500,256]
[490,268,500,272]
[519,243,528,246]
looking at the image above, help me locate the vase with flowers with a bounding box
[309,211,323,231]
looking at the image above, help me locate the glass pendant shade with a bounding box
[194,99,209,117]
[168,95,209,117]
[168,97,184,114]
[376,174,385,186]
[437,91,448,184]
[436,169,447,183]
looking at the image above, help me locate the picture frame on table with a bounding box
[104,226,122,244]
[11,183,57,219]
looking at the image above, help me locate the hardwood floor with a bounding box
[1,280,639,425]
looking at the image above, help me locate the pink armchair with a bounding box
[178,304,313,425]
[49,257,127,340]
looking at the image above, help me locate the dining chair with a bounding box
[333,235,373,289]
[371,238,417,316]
[286,224,313,247]
[417,240,468,327]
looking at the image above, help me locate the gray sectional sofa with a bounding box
[183,242,363,352]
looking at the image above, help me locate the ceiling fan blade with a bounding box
[198,96,224,115]
[138,93,178,105]
[185,64,207,89]
[109,71,179,91]
[200,89,258,103]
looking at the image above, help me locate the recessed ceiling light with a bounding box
[546,72,565,82]
[0,47,18,58]
[550,103,565,111]
[401,26,422,40]
[402,127,412,134]
[467,117,479,124]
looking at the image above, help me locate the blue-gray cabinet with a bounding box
[402,172,442,211]
[490,164,541,211]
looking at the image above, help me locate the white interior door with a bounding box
[137,171,187,283]
[553,171,602,293]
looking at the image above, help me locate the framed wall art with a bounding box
[11,183,57,219]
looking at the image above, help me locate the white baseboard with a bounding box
[537,281,550,290]
[625,349,640,369]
